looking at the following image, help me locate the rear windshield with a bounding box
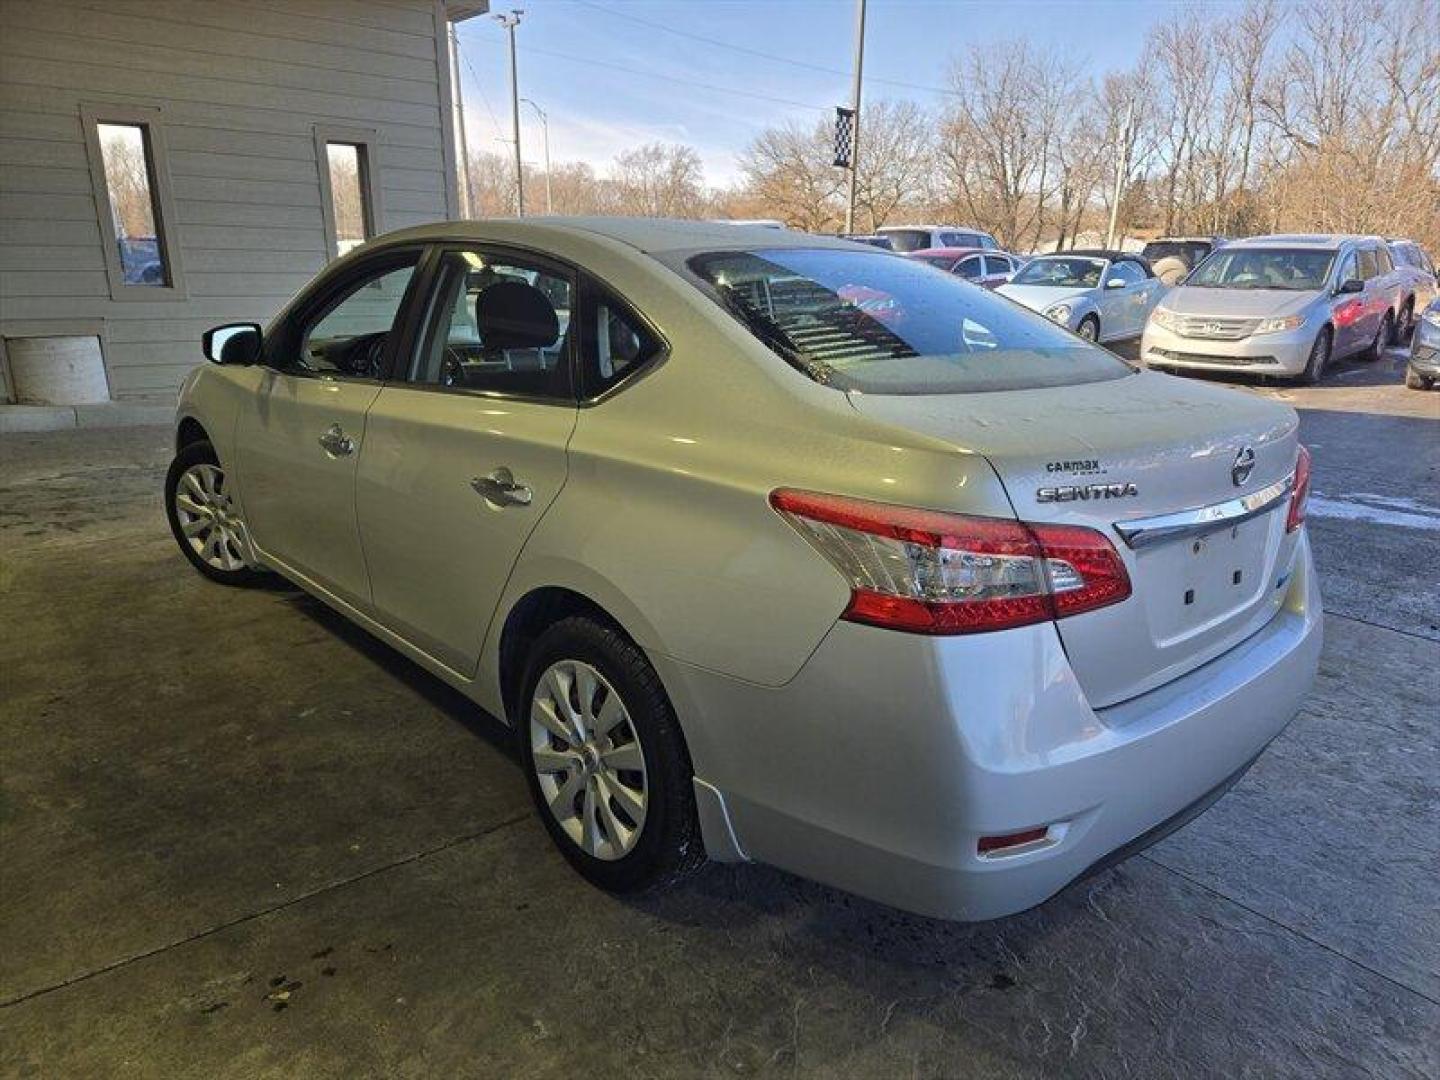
[685,247,1131,395]
[1142,241,1212,266]
[877,229,930,252]
[1187,248,1335,291]
[1011,257,1106,289]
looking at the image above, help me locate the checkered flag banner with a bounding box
[833,107,855,168]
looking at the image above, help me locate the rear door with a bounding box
[355,246,578,675]
[236,248,424,609]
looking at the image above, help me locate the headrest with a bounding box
[475,280,559,351]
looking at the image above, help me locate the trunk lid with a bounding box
[849,370,1302,707]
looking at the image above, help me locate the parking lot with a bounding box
[1,344,1436,1078]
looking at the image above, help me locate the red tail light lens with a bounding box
[770,489,1131,635]
[1286,444,1311,533]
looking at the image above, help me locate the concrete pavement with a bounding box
[2,347,1436,1077]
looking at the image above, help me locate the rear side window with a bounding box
[686,247,1129,395]
[878,230,930,253]
[577,280,663,398]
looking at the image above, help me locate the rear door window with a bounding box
[410,249,574,400]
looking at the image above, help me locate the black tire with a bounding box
[517,615,705,893]
[1077,315,1100,342]
[1360,313,1391,362]
[1406,368,1432,390]
[164,439,267,586]
[1395,300,1414,343]
[1296,326,1332,385]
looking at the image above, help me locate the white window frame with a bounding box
[80,103,186,302]
[314,125,384,261]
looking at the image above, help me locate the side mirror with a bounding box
[203,323,262,365]
[1335,278,1364,295]
[1105,277,1127,289]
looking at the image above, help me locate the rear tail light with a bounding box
[1286,444,1311,533]
[770,489,1131,635]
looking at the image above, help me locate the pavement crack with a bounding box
[1323,608,1439,645]
[1138,853,1440,1007]
[0,812,532,1011]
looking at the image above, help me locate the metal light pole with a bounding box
[521,98,552,215]
[844,0,867,235]
[1105,99,1134,249]
[493,9,525,216]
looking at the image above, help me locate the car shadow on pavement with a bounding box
[280,586,519,763]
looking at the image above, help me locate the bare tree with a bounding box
[607,143,709,217]
[736,120,845,231]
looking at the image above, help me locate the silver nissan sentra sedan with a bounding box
[167,218,1321,921]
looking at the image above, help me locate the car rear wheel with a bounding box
[1077,315,1099,342]
[1361,313,1391,362]
[1394,300,1414,343]
[1296,326,1332,385]
[519,616,705,893]
[165,440,267,586]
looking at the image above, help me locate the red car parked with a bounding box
[908,247,1019,289]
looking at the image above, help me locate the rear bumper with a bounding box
[658,532,1322,921]
[1142,322,1314,375]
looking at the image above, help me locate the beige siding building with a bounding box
[0,0,483,415]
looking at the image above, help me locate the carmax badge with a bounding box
[1036,482,1139,503]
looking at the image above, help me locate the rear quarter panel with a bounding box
[487,255,1016,691]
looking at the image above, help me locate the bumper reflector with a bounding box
[978,827,1050,855]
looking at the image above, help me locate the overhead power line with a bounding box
[573,0,957,99]
[469,32,832,113]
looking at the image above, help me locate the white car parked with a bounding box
[998,250,1167,343]
[168,219,1320,921]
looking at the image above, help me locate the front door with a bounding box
[356,247,579,675]
[236,250,423,609]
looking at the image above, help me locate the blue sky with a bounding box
[454,0,1248,186]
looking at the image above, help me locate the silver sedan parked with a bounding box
[167,218,1321,921]
[996,250,1166,343]
[1143,234,1403,383]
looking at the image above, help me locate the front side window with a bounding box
[1012,257,1106,289]
[82,105,183,298]
[941,232,982,249]
[1187,248,1336,291]
[1107,261,1145,286]
[290,253,420,378]
[1357,249,1379,280]
[1374,246,1393,274]
[955,256,983,280]
[1335,251,1358,285]
[686,247,1129,395]
[411,250,573,400]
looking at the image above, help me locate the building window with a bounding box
[81,104,185,300]
[315,127,384,260]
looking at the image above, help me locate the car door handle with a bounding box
[317,423,356,457]
[470,467,532,507]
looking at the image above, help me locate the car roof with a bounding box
[1228,234,1378,250]
[908,246,989,258]
[370,216,860,257]
[876,224,990,234]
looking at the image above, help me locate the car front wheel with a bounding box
[519,616,705,893]
[165,440,266,586]
[1297,326,1332,385]
[1406,368,1433,390]
[1077,315,1099,342]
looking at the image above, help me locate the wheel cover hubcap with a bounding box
[529,659,648,861]
[174,463,248,572]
